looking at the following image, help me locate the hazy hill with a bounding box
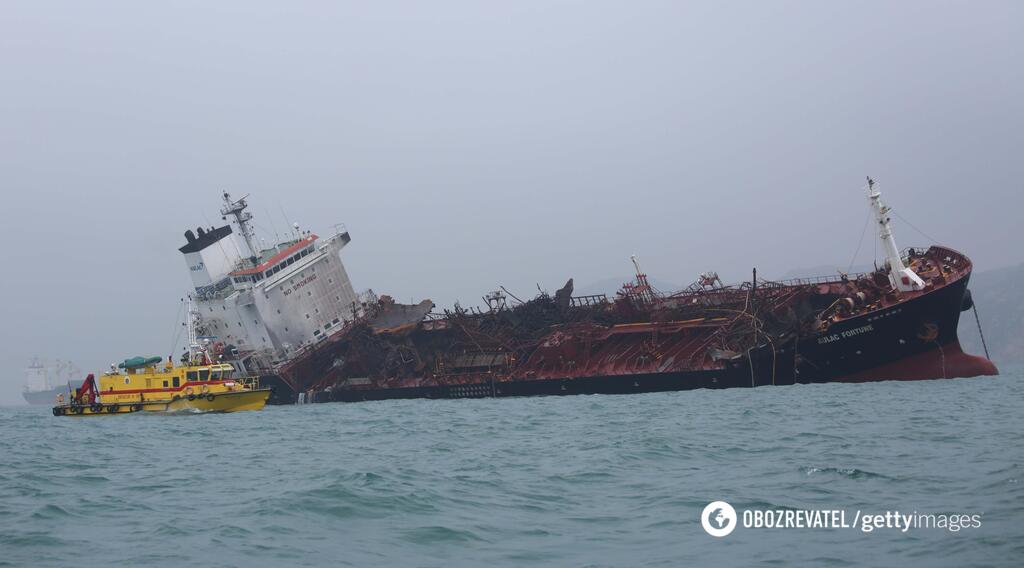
[958,262,1024,364]
[776,264,875,280]
[575,276,681,298]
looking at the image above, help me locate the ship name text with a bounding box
[817,324,875,345]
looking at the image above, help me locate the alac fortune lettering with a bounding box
[817,324,874,345]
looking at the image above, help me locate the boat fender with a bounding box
[206,394,215,402]
[74,406,84,414]
[90,404,102,413]
[52,407,61,417]
[108,404,120,413]
[187,394,196,401]
[172,395,180,401]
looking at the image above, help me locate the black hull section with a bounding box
[294,273,995,405]
[258,374,299,405]
[314,369,753,403]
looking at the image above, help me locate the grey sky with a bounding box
[1,1,1021,403]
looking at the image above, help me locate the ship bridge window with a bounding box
[187,371,198,382]
[172,377,180,387]
[199,370,210,381]
[210,370,221,381]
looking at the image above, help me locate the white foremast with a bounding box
[867,177,925,293]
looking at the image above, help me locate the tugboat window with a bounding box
[172,377,180,387]
[210,370,221,380]
[199,370,210,381]
[187,371,198,382]
[163,380,169,387]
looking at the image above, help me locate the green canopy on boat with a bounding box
[118,356,164,369]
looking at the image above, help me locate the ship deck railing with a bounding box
[764,272,871,287]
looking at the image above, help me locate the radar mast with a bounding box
[220,192,259,264]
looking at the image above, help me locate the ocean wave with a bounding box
[1,369,1021,567]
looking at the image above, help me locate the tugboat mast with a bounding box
[867,177,925,292]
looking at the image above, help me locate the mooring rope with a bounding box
[971,303,992,360]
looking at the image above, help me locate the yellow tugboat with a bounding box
[52,299,271,416]
[52,360,270,416]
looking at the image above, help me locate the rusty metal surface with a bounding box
[275,246,972,397]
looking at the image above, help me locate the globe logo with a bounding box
[701,501,737,537]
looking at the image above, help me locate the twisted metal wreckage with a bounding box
[275,244,996,403]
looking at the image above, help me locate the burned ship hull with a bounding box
[272,245,997,405]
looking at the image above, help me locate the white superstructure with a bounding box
[179,193,365,362]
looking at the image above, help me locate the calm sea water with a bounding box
[2,369,1021,567]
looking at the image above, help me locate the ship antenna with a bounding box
[866,177,925,292]
[220,191,260,265]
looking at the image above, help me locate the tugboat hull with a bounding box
[52,388,272,416]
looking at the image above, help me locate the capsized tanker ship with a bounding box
[179,181,997,405]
